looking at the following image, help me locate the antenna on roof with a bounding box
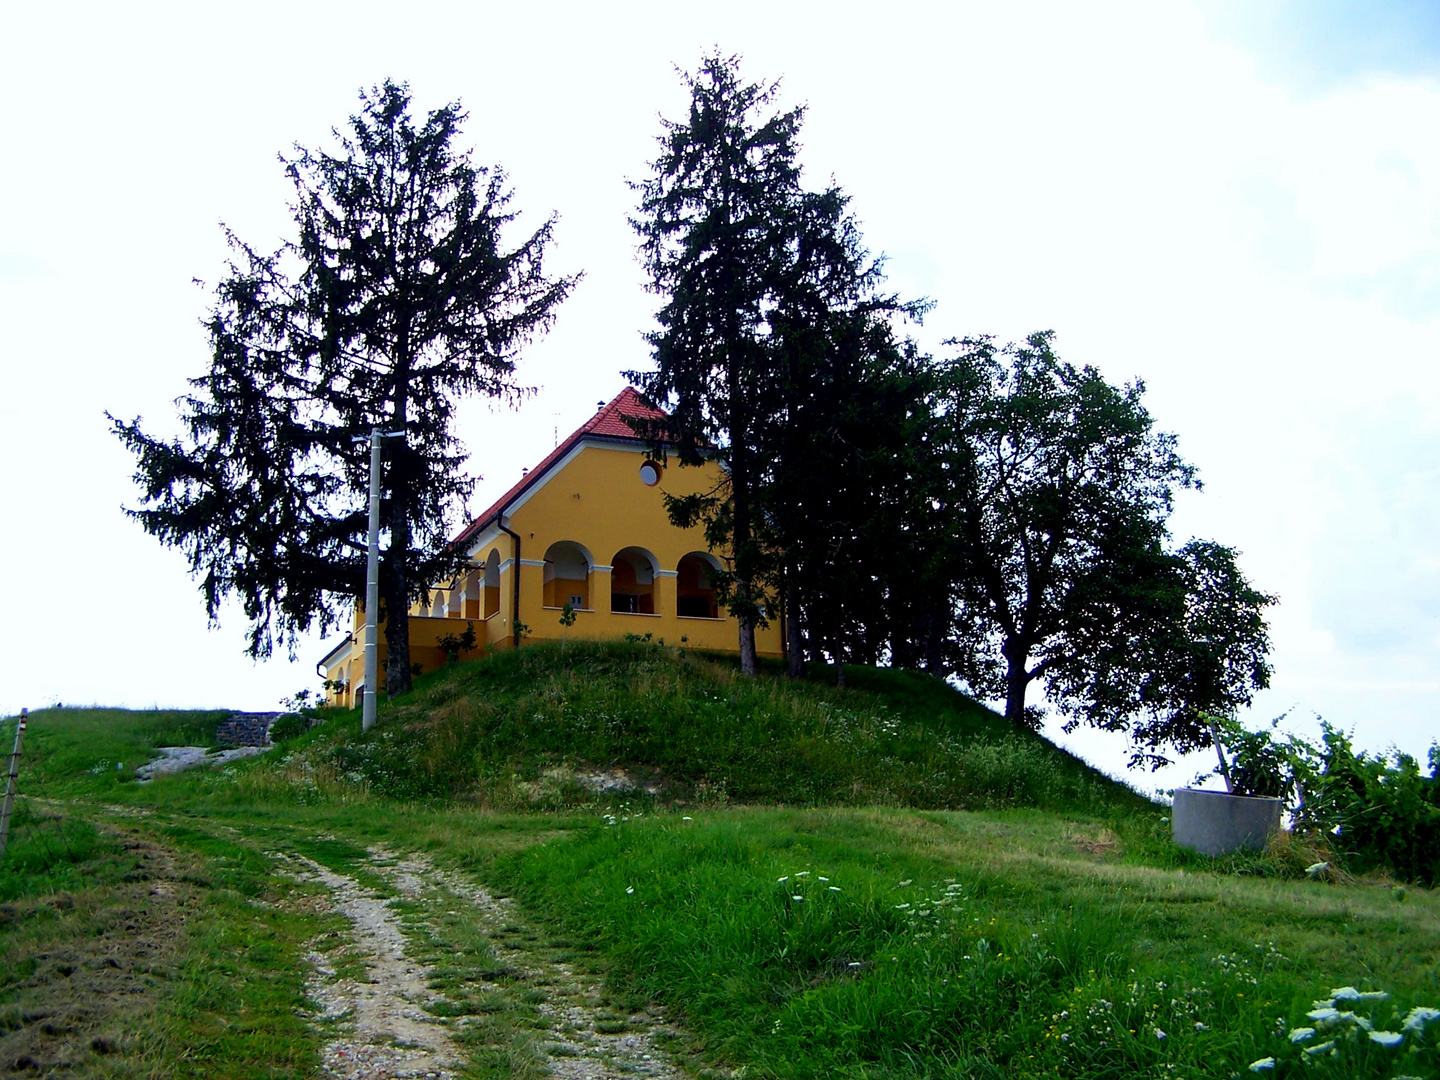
[597,400,605,412]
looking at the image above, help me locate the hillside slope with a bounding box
[309,640,1150,814]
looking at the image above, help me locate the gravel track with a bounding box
[286,847,687,1080]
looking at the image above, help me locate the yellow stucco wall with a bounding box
[323,439,783,706]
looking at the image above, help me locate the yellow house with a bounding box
[319,388,783,706]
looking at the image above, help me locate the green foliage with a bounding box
[629,53,928,680]
[925,335,1273,767]
[628,52,810,669]
[1294,727,1440,887]
[436,620,479,664]
[108,79,576,679]
[279,687,319,714]
[267,712,311,743]
[1212,716,1440,885]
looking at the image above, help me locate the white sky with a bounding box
[2,1,1436,795]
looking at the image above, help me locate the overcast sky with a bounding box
[3,0,1436,794]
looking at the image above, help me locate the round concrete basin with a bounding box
[1172,787,1282,857]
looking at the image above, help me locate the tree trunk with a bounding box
[383,347,414,695]
[785,569,803,679]
[382,559,412,696]
[923,602,945,676]
[729,405,758,677]
[736,581,758,676]
[1002,638,1029,725]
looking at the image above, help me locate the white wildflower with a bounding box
[828,886,841,892]
[1154,1028,1166,1040]
[1402,1006,1440,1033]
[1369,1030,1404,1049]
[682,816,693,821]
[792,895,803,902]
[1305,861,1330,878]
[1307,1007,1342,1025]
[777,876,789,882]
[898,879,912,887]
[1330,986,1361,1002]
[1289,1027,1315,1043]
[1194,1022,1208,1032]
[626,886,635,894]
[1303,1041,1336,1057]
[1248,1058,1275,1072]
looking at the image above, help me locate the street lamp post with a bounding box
[355,427,404,732]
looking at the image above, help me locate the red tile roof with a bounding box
[455,387,669,547]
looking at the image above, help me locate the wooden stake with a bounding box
[0,708,26,858]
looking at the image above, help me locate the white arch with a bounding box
[543,539,595,576]
[543,540,594,609]
[611,545,659,582]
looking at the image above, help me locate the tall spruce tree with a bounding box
[110,81,576,693]
[765,186,929,682]
[629,53,804,675]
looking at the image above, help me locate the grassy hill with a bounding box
[285,640,1153,814]
[3,644,1438,1080]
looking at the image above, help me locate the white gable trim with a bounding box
[464,525,504,559]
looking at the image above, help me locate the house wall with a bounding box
[323,440,783,707]
[499,443,782,656]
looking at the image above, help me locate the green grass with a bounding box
[0,707,226,796]
[285,640,1150,815]
[492,807,1440,1079]
[3,644,1438,1079]
[0,803,326,1078]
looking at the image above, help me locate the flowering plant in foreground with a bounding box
[1250,985,1439,1077]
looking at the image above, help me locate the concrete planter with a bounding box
[1172,787,1282,857]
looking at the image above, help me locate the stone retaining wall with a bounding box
[215,712,283,747]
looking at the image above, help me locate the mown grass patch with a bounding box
[490,807,1440,1079]
[0,708,227,798]
[0,806,328,1079]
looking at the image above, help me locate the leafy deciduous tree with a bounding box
[110,81,577,693]
[932,332,1273,764]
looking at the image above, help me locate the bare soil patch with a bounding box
[0,832,190,1075]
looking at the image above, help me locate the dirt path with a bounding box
[288,853,461,1079]
[287,848,687,1080]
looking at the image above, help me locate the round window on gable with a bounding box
[639,460,662,486]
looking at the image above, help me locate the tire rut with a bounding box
[286,847,688,1080]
